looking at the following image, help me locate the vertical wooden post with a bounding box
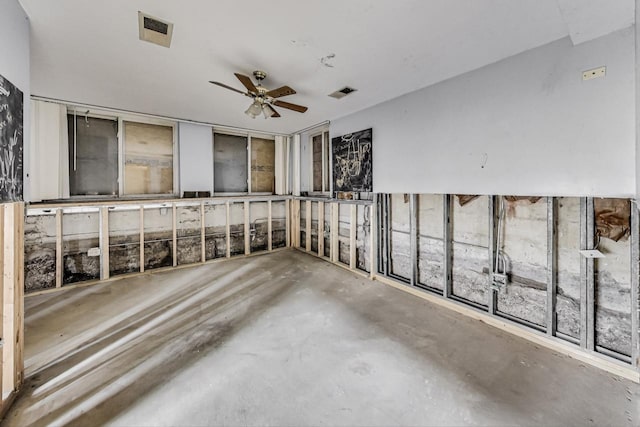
[305,200,311,252]
[443,194,453,298]
[2,203,24,398]
[225,202,231,258]
[100,207,110,281]
[546,197,557,336]
[139,206,145,273]
[318,201,325,257]
[350,204,357,269]
[285,199,291,248]
[200,201,206,263]
[172,204,177,267]
[244,201,251,255]
[409,195,417,285]
[55,209,63,288]
[268,200,273,251]
[292,200,300,248]
[331,203,339,263]
[370,199,377,279]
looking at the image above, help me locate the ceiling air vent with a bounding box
[329,86,357,99]
[138,11,174,48]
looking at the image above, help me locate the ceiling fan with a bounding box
[209,70,308,119]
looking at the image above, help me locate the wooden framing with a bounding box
[172,204,177,267]
[139,207,145,273]
[244,201,251,255]
[305,201,311,252]
[2,203,24,405]
[285,199,291,247]
[268,200,273,251]
[200,201,206,263]
[546,197,557,336]
[225,202,231,258]
[349,204,357,269]
[318,202,325,257]
[331,203,339,263]
[99,207,110,281]
[370,197,377,279]
[55,209,63,288]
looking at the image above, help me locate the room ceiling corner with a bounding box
[556,0,635,45]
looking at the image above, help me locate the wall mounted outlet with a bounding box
[491,272,508,290]
[579,249,605,258]
[582,66,606,81]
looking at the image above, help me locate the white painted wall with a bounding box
[178,122,213,195]
[0,0,30,201]
[332,29,636,198]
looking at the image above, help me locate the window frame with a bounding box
[66,106,178,200]
[119,116,178,198]
[212,129,277,196]
[67,108,120,200]
[308,128,331,196]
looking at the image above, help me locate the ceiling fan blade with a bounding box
[266,85,296,98]
[234,73,258,93]
[209,81,247,95]
[265,104,281,118]
[273,100,308,113]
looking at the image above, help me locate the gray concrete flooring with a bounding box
[2,249,639,426]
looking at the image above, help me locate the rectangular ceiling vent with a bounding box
[329,86,357,99]
[138,11,174,48]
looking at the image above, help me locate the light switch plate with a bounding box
[580,249,605,258]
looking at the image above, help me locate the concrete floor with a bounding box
[2,250,639,426]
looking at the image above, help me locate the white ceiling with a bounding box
[19,0,634,134]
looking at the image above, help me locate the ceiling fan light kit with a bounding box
[210,70,308,119]
[244,101,262,118]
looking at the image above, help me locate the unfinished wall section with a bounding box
[376,193,640,375]
[24,196,291,293]
[293,198,374,276]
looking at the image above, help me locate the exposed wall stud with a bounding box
[305,200,311,252]
[285,199,291,247]
[546,197,558,336]
[350,204,357,270]
[2,203,24,397]
[580,198,588,348]
[370,196,377,279]
[630,201,639,367]
[409,194,418,286]
[384,194,390,276]
[55,209,63,288]
[139,206,145,273]
[268,200,273,251]
[488,196,497,315]
[244,201,251,255]
[99,207,110,281]
[225,201,231,258]
[291,199,299,248]
[200,201,206,263]
[443,194,452,298]
[318,201,325,256]
[331,203,339,263]
[172,203,177,267]
[586,197,595,351]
